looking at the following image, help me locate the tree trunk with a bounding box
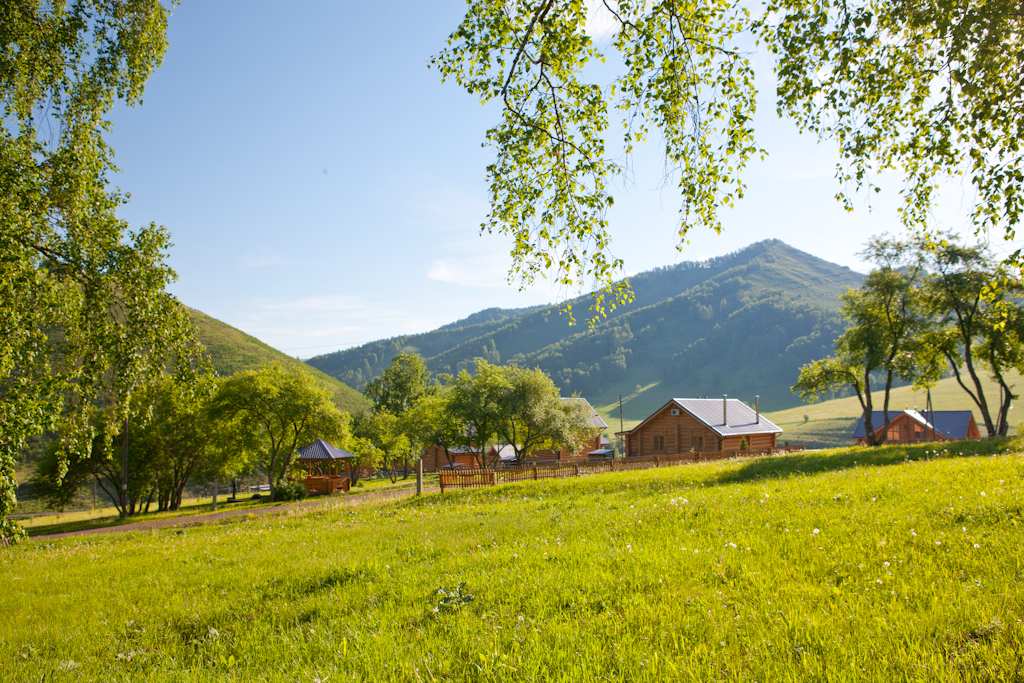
[861,368,879,446]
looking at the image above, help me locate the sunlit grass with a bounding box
[2,441,1023,681]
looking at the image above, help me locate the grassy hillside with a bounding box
[3,441,1022,681]
[308,240,864,413]
[760,371,1024,449]
[189,308,369,416]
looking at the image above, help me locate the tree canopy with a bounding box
[1,0,208,543]
[364,352,431,415]
[795,235,1024,443]
[211,364,351,501]
[435,0,1024,318]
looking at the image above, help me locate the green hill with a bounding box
[307,240,863,421]
[188,308,369,416]
[762,371,1023,449]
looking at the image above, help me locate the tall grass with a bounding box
[2,441,1023,681]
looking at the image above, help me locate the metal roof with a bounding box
[671,398,783,436]
[624,398,782,437]
[852,410,975,439]
[562,397,608,429]
[296,439,356,461]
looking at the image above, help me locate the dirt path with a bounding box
[31,487,437,542]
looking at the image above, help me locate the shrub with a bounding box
[274,480,307,502]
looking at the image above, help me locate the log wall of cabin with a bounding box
[629,405,721,456]
[721,433,777,451]
[528,433,604,462]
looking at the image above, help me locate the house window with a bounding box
[653,435,665,451]
[691,435,703,451]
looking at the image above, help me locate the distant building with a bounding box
[617,397,782,458]
[852,410,980,445]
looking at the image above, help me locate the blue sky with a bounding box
[108,1,997,357]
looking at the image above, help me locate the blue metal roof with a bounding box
[296,438,356,460]
[851,410,975,439]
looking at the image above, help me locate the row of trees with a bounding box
[31,355,596,512]
[794,236,1023,444]
[33,364,350,513]
[356,354,595,478]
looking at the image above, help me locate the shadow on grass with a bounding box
[711,437,1019,487]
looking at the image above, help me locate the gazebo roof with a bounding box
[296,439,356,461]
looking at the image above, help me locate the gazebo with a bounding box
[295,439,355,495]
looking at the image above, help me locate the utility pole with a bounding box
[618,395,625,458]
[927,388,935,442]
[121,413,129,518]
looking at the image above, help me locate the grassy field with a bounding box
[2,440,1023,681]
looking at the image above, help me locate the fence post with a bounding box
[573,464,579,477]
[610,460,615,472]
[211,477,218,512]
[416,458,423,496]
[533,466,538,480]
[439,471,445,494]
[655,456,660,468]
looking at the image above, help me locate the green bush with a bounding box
[273,480,307,502]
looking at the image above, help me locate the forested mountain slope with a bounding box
[306,240,863,420]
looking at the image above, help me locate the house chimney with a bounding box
[756,395,760,424]
[723,394,728,425]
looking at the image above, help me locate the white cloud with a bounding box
[427,257,512,288]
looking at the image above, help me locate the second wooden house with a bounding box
[617,397,782,458]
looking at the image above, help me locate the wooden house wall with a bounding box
[527,433,604,463]
[721,433,777,451]
[421,445,486,471]
[628,404,721,456]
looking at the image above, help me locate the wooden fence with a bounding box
[438,469,498,492]
[437,446,805,492]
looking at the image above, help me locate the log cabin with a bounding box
[852,410,980,445]
[616,397,782,458]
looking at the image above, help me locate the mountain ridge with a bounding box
[306,240,864,423]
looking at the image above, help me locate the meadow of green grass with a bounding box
[2,441,1023,681]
